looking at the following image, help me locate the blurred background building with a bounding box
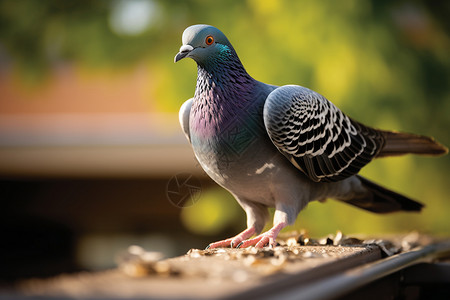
[0,0,448,280]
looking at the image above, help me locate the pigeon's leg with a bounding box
[206,200,268,249]
[237,209,289,248]
[206,227,256,249]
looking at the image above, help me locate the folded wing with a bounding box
[263,85,385,182]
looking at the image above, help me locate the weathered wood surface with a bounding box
[3,245,381,300]
[2,232,438,299]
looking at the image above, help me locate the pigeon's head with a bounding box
[174,25,234,65]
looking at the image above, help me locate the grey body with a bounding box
[180,83,364,234]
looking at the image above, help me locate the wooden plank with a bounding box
[5,244,381,299]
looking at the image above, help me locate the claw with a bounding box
[205,244,211,250]
[236,242,244,248]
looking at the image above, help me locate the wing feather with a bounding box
[263,85,385,182]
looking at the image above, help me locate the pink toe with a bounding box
[237,238,255,248]
[207,227,257,249]
[207,239,232,249]
[230,237,243,248]
[255,236,270,248]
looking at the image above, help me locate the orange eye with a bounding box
[205,35,214,45]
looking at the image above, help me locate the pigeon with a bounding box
[174,24,448,249]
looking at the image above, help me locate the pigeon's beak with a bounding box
[174,45,194,62]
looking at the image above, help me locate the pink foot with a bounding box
[237,222,286,248]
[206,227,256,249]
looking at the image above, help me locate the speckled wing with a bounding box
[263,85,385,182]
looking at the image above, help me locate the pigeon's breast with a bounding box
[189,96,271,186]
[188,76,279,187]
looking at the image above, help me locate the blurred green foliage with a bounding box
[1,0,448,236]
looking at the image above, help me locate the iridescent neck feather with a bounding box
[191,44,257,136]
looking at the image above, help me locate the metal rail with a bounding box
[266,242,450,300]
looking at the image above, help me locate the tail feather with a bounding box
[378,131,448,157]
[343,176,424,213]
